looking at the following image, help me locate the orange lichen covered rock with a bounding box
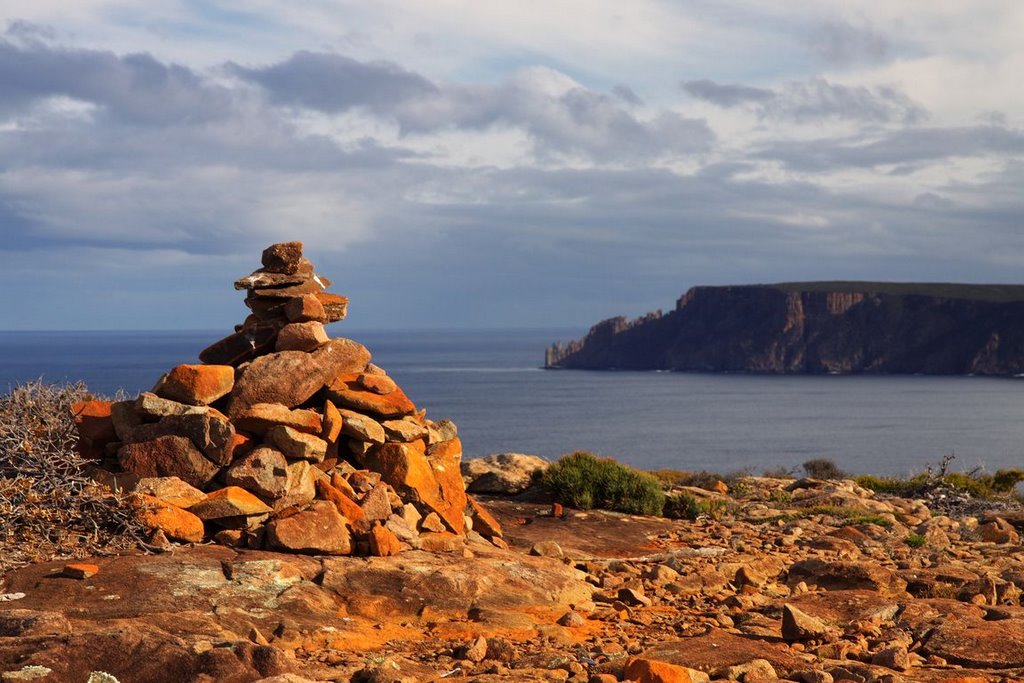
[154,364,235,406]
[369,524,401,557]
[71,399,115,458]
[624,658,707,683]
[129,493,205,543]
[325,373,417,418]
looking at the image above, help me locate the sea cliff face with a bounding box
[545,283,1024,375]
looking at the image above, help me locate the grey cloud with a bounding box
[611,84,643,105]
[809,20,890,65]
[235,51,712,162]
[228,51,438,112]
[681,79,774,107]
[757,124,1024,171]
[0,32,233,125]
[762,78,926,124]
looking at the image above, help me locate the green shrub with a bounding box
[803,458,846,480]
[905,533,927,548]
[664,493,728,521]
[543,451,665,516]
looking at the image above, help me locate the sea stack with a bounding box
[76,241,502,555]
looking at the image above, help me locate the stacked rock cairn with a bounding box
[74,242,503,556]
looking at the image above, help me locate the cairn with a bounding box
[74,242,503,556]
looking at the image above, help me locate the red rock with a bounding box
[198,325,279,366]
[315,479,367,529]
[624,657,706,683]
[337,408,385,444]
[71,399,116,458]
[468,495,503,539]
[781,604,830,642]
[61,563,100,579]
[369,524,401,557]
[124,411,236,466]
[227,339,371,418]
[979,517,1019,544]
[416,532,463,553]
[189,486,272,521]
[131,477,207,508]
[234,403,322,436]
[787,559,907,596]
[261,241,305,274]
[118,435,220,489]
[153,364,234,405]
[129,494,206,543]
[265,501,352,555]
[357,373,397,395]
[275,321,329,352]
[360,484,393,522]
[426,437,468,535]
[224,447,291,500]
[325,373,416,418]
[321,400,343,443]
[313,292,348,323]
[285,294,328,323]
[267,425,328,462]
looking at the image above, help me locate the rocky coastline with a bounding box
[546,282,1024,375]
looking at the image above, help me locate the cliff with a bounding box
[545,282,1024,375]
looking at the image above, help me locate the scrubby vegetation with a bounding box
[802,458,847,480]
[649,468,748,490]
[542,451,666,516]
[855,455,1024,502]
[664,492,729,521]
[0,381,144,571]
[905,533,927,548]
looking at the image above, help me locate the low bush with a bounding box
[905,533,927,548]
[802,458,846,480]
[664,493,728,521]
[0,381,145,571]
[543,451,665,516]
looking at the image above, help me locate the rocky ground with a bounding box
[4,468,1024,683]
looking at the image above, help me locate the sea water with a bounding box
[2,329,1022,477]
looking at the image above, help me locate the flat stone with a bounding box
[284,294,328,323]
[313,292,348,323]
[130,476,207,508]
[133,393,206,419]
[234,403,322,436]
[274,321,329,352]
[337,408,385,444]
[224,447,291,500]
[228,339,371,418]
[356,373,397,395]
[787,559,907,596]
[922,616,1024,668]
[267,425,327,463]
[265,501,352,555]
[62,563,100,580]
[782,604,830,641]
[325,373,416,418]
[189,487,272,521]
[118,435,220,489]
[129,494,206,543]
[381,417,427,443]
[467,496,503,538]
[624,658,710,683]
[153,364,234,405]
[198,325,279,367]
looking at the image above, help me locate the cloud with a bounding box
[809,20,890,65]
[757,124,1024,171]
[762,78,926,124]
[227,51,437,113]
[681,79,774,107]
[611,84,643,105]
[0,29,233,125]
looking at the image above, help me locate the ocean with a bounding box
[2,329,1022,477]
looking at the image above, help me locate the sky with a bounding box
[1,1,1022,331]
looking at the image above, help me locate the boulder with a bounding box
[129,494,206,543]
[153,364,235,405]
[781,604,830,642]
[978,517,1019,544]
[265,501,351,555]
[336,408,386,444]
[71,399,115,458]
[462,453,549,494]
[369,524,401,557]
[261,241,305,273]
[224,447,291,500]
[130,476,207,508]
[198,325,279,366]
[118,435,220,489]
[284,294,327,323]
[189,486,272,521]
[275,321,329,352]
[624,657,710,683]
[266,425,327,463]
[381,417,428,442]
[227,339,370,418]
[786,559,907,596]
[125,410,236,466]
